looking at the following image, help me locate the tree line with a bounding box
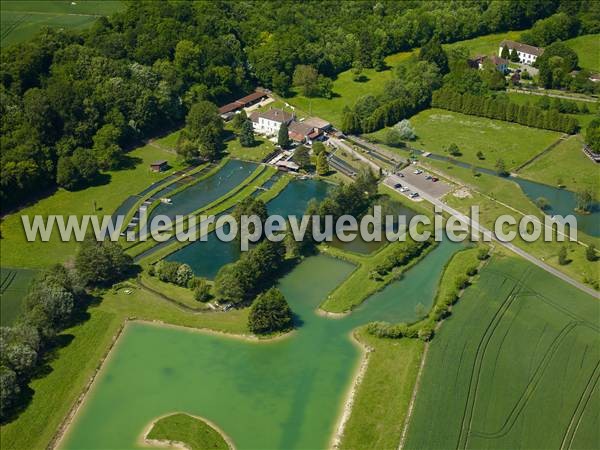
[431,88,579,134]
[0,238,132,420]
[1,0,566,211]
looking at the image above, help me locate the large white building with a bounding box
[499,40,544,65]
[249,108,294,136]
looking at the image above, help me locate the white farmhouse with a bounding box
[499,40,544,65]
[249,108,294,136]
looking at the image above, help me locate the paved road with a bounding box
[386,173,599,298]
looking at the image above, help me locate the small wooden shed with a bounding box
[150,160,168,172]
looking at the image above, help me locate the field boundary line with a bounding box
[397,341,429,450]
[4,10,104,18]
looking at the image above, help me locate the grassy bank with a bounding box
[338,329,423,450]
[129,166,278,261]
[319,238,436,313]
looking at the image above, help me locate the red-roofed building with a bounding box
[218,88,271,119]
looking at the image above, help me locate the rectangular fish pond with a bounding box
[165,179,417,278]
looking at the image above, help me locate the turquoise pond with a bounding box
[60,240,459,450]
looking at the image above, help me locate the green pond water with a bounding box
[61,240,458,450]
[166,179,415,277]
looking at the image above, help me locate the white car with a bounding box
[413,169,422,175]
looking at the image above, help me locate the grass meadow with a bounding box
[1,1,123,47]
[368,108,562,171]
[405,254,600,449]
[519,134,600,192]
[0,144,184,269]
[564,34,600,72]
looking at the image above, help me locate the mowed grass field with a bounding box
[370,108,562,171]
[0,266,36,325]
[1,1,123,47]
[519,134,600,192]
[564,33,600,72]
[0,144,184,269]
[405,254,600,449]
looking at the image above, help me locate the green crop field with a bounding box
[0,267,36,325]
[369,108,562,171]
[564,34,600,72]
[405,255,600,449]
[1,1,123,47]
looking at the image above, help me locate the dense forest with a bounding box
[1,0,597,211]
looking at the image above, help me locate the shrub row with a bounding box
[372,238,433,278]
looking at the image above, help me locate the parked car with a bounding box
[410,192,419,198]
[431,177,439,182]
[400,187,409,192]
[414,169,423,175]
[394,183,402,189]
[396,172,405,177]
[425,175,432,180]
